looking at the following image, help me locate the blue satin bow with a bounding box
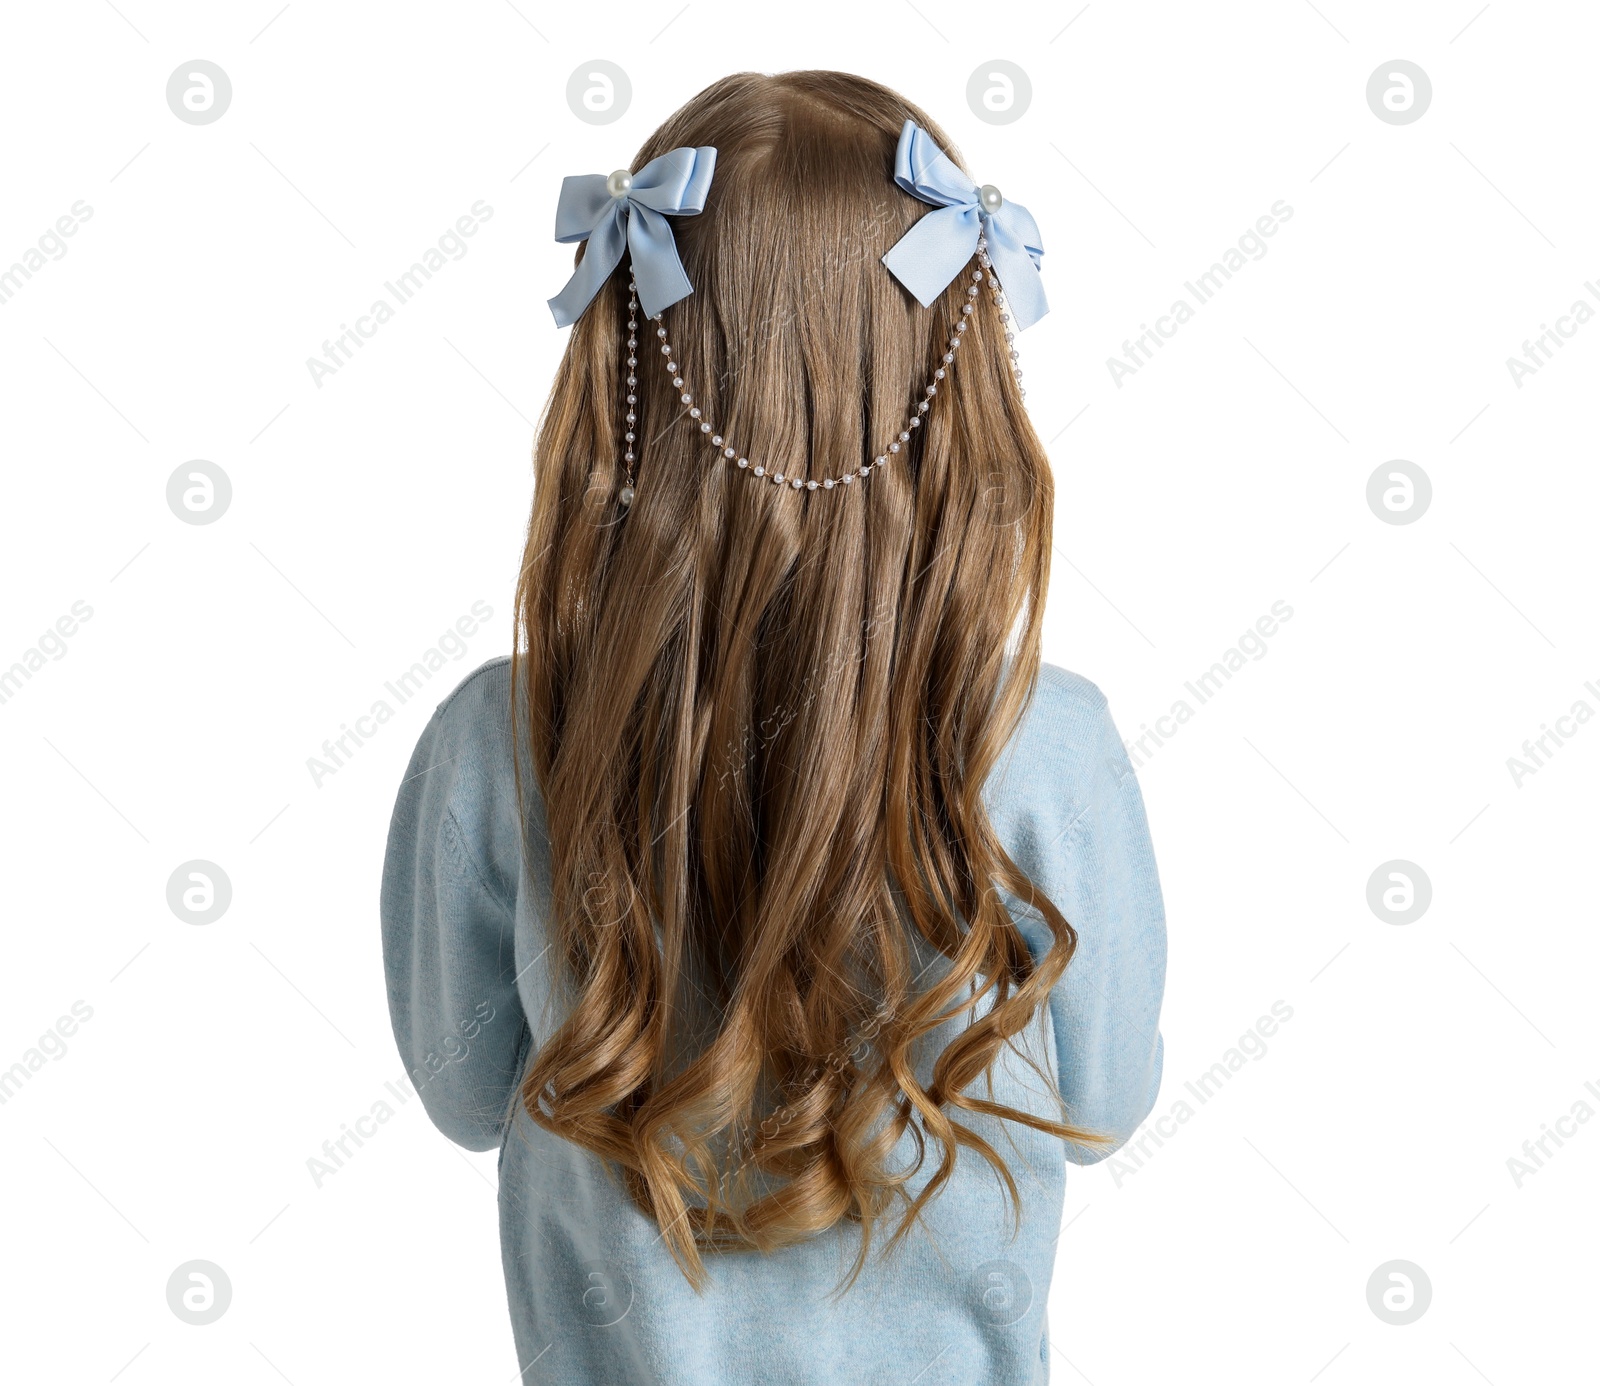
[881,120,1048,331]
[547,145,718,327]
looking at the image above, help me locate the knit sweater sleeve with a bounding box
[984,666,1168,1165]
[379,662,532,1152]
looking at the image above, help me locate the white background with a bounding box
[2,1,1595,1381]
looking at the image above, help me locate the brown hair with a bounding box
[511,69,1106,1289]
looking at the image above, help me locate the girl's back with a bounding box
[381,69,1166,1384]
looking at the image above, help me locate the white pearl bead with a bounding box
[754,466,765,476]
[774,473,784,483]
[842,473,853,484]
[823,479,834,489]
[737,457,749,468]
[806,480,818,490]
[699,422,711,432]
[689,407,701,418]
[724,447,736,458]
[606,168,633,198]
[712,435,723,446]
[979,184,1003,213]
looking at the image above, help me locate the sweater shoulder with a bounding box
[417,656,523,905]
[983,660,1121,825]
[433,654,513,725]
[1034,660,1110,726]
[1018,659,1117,773]
[427,654,516,789]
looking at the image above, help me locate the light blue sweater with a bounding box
[381,656,1166,1384]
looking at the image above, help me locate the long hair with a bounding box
[511,69,1108,1289]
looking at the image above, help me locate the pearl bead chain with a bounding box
[615,234,1024,505]
[619,285,639,508]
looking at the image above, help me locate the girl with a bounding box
[382,69,1166,1385]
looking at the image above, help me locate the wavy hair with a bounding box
[511,69,1108,1290]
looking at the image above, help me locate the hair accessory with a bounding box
[548,145,717,327]
[881,120,1048,331]
[612,231,1025,506]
